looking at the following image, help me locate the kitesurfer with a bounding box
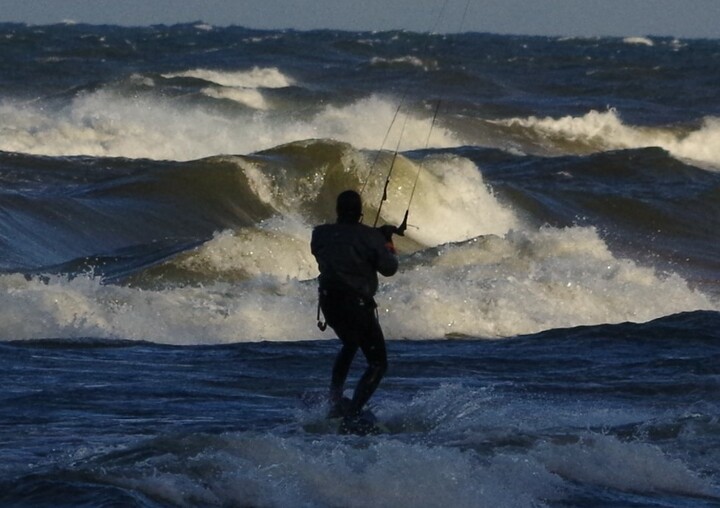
[311,190,399,424]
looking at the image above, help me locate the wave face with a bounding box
[1,24,719,343]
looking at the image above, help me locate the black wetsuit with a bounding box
[311,221,398,416]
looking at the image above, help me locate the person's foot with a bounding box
[327,396,353,419]
[339,413,381,436]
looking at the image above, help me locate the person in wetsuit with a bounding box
[311,190,399,423]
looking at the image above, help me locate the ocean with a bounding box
[0,21,719,507]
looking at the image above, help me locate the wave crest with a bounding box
[162,67,294,89]
[495,109,720,169]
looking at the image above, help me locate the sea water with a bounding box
[1,23,719,507]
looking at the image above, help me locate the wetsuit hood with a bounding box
[336,190,362,224]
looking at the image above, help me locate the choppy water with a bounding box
[1,22,719,507]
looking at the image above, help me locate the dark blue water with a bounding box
[1,312,719,507]
[1,22,719,506]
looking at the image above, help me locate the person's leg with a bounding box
[321,291,362,415]
[330,341,358,403]
[348,314,387,415]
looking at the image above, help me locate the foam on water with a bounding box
[0,272,318,344]
[201,86,269,109]
[1,224,715,344]
[48,381,719,507]
[162,67,294,89]
[385,384,720,499]
[0,133,715,344]
[361,154,518,243]
[496,109,720,169]
[92,432,561,508]
[175,221,318,282]
[381,227,717,339]
[312,95,460,151]
[0,92,461,161]
[0,148,715,343]
[0,91,265,160]
[165,154,514,283]
[536,434,718,498]
[370,55,438,71]
[623,36,655,47]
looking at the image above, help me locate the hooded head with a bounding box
[336,190,363,223]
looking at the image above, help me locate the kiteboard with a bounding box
[337,408,383,436]
[300,392,386,435]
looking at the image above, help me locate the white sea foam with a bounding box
[100,432,561,508]
[537,434,717,497]
[163,67,292,109]
[497,109,720,169]
[169,154,517,282]
[75,382,719,505]
[384,384,718,499]
[370,56,437,70]
[175,222,318,282]
[362,154,518,243]
[313,95,459,152]
[0,224,715,344]
[379,226,717,339]
[201,86,268,109]
[0,271,319,344]
[163,67,293,89]
[0,148,715,343]
[0,93,461,160]
[0,103,715,343]
[623,36,654,47]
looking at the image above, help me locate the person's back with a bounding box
[311,221,397,300]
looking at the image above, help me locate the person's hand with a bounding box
[378,225,398,242]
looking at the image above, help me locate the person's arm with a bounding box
[374,226,399,277]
